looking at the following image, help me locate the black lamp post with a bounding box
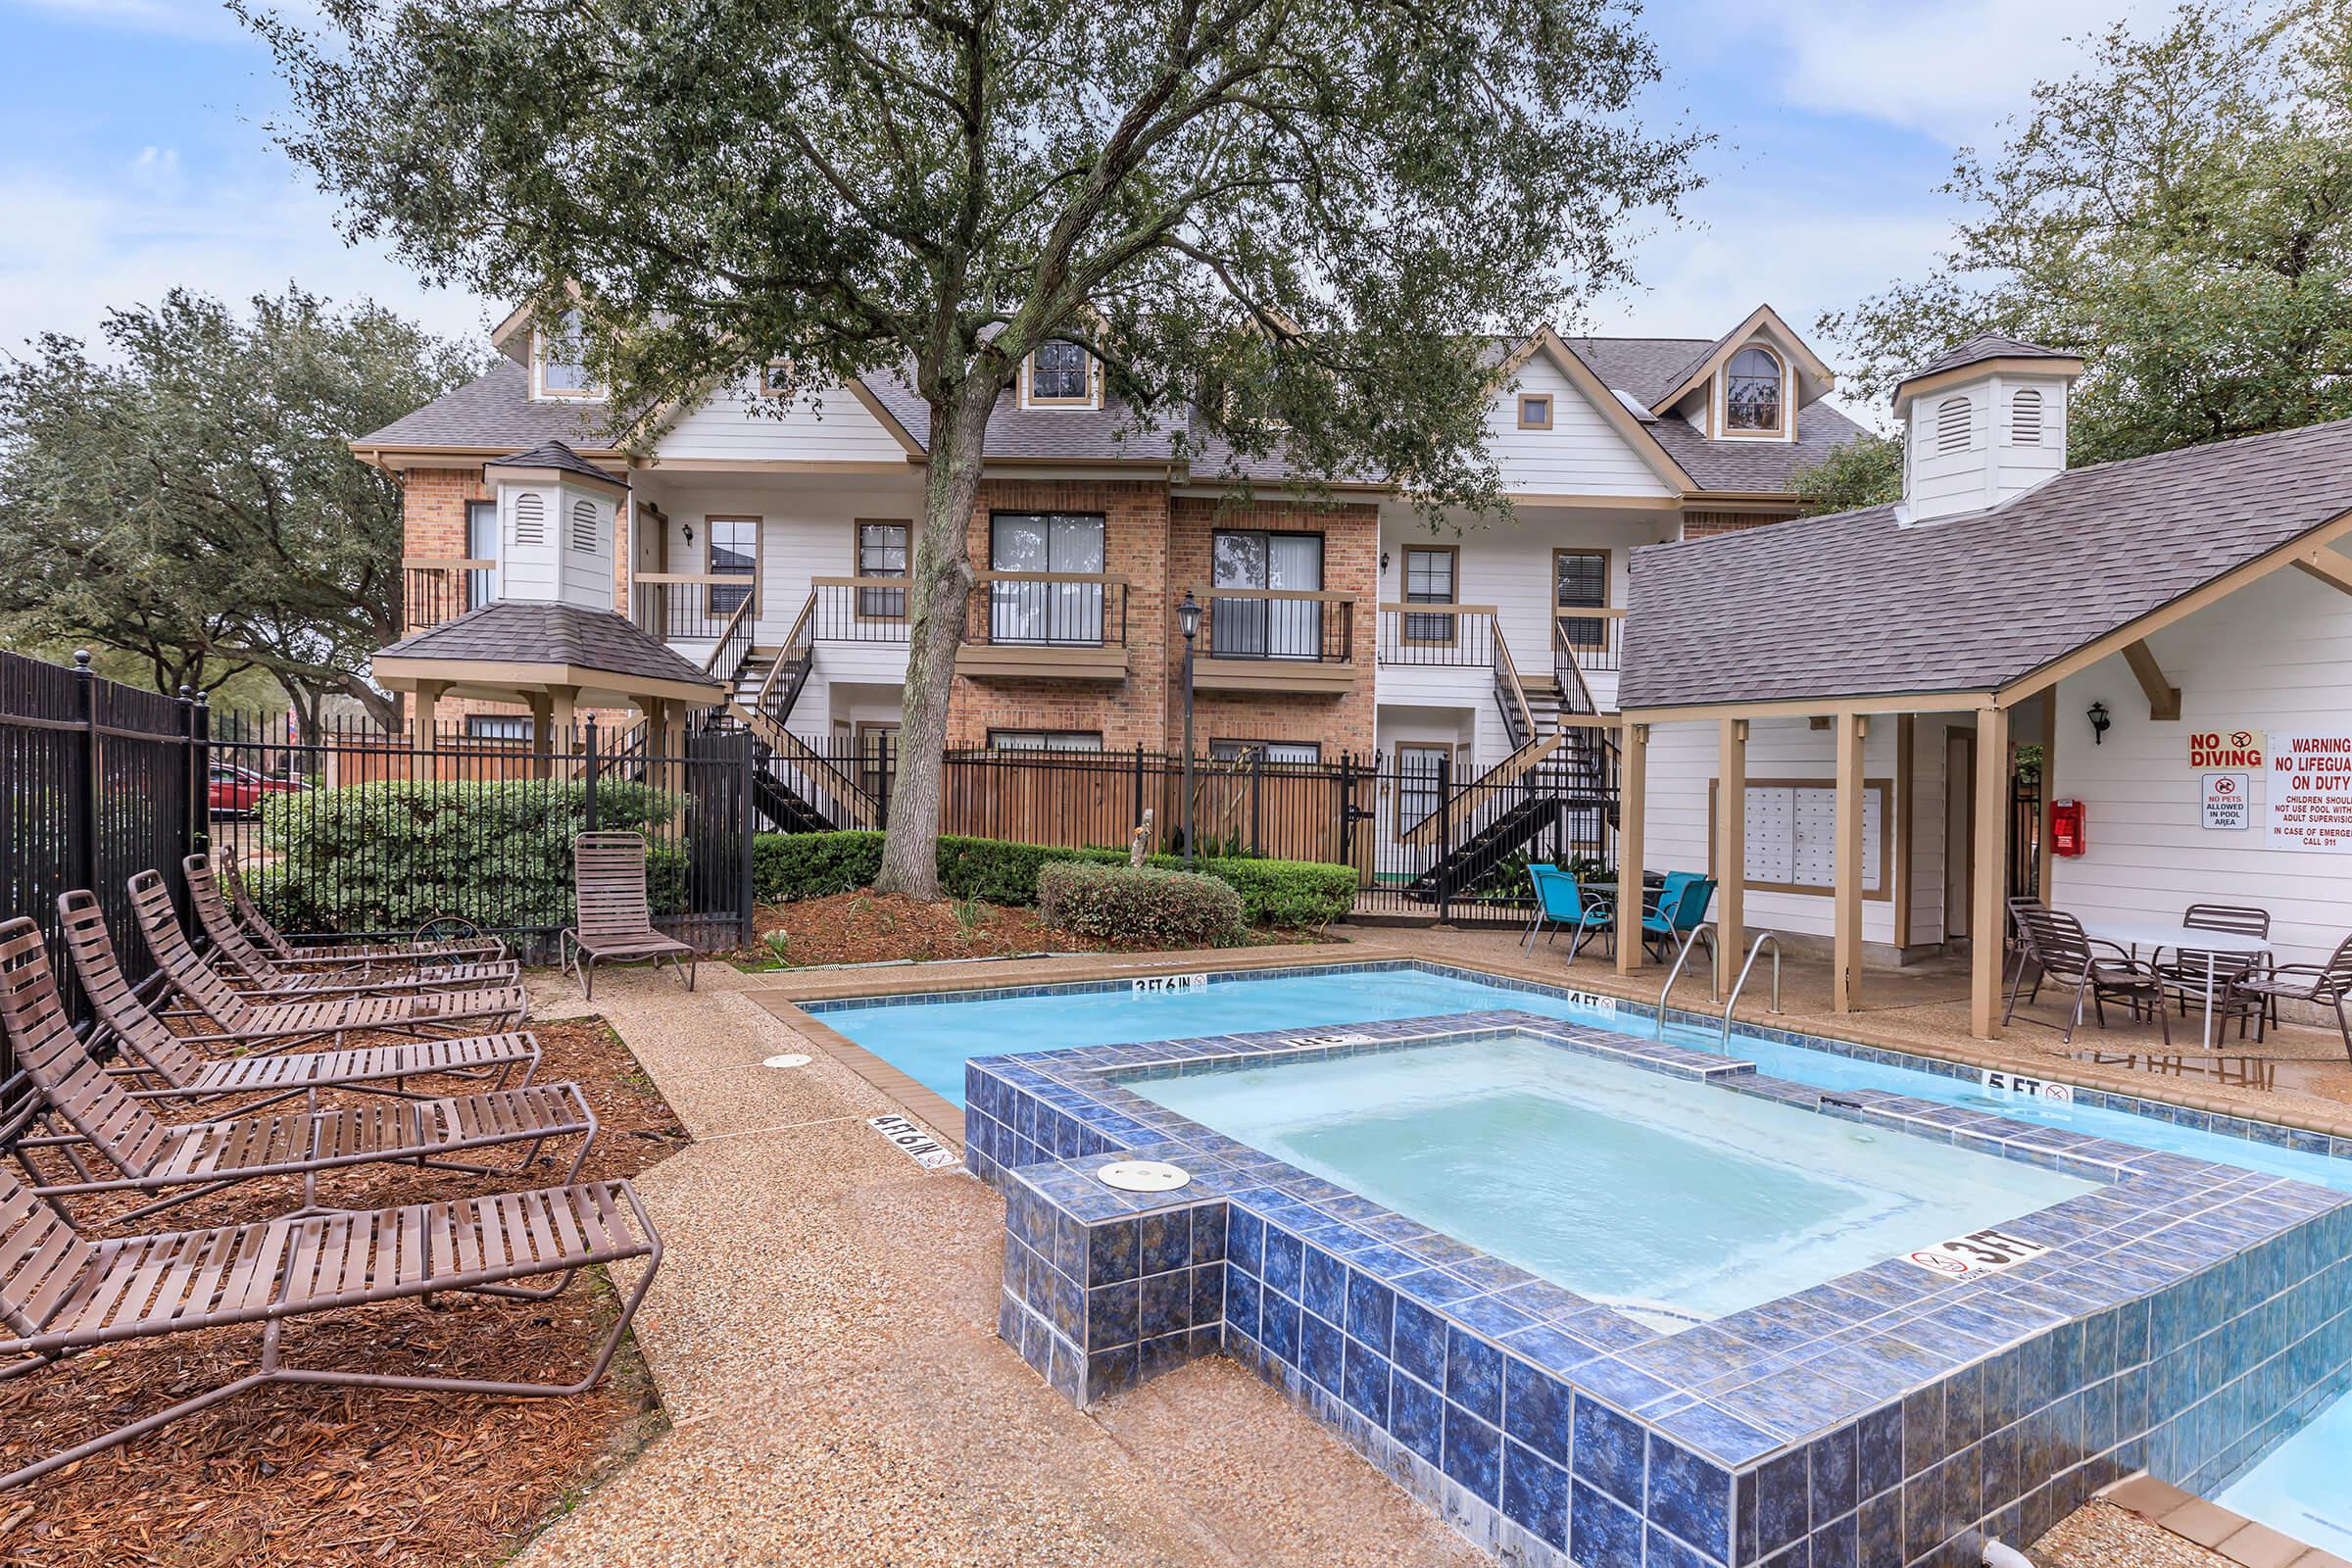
[1176,590,1202,865]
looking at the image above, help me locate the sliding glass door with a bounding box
[1210,529,1323,659]
[990,513,1105,644]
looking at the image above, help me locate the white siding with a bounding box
[1904,370,2070,523]
[2049,564,2352,970]
[655,379,912,465]
[496,482,561,601]
[1489,355,1676,499]
[556,488,614,611]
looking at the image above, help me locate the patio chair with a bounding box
[2232,934,2352,1061]
[185,855,517,994]
[1521,864,1609,958]
[2153,903,2270,1035]
[2003,902,2171,1046]
[220,847,510,965]
[562,832,697,1001]
[131,871,527,1049]
[0,1160,659,1494]
[59,891,540,1112]
[1640,872,1717,971]
[0,917,593,1225]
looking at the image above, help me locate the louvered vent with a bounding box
[511,492,546,546]
[2010,388,2043,446]
[568,497,601,553]
[1935,396,1973,456]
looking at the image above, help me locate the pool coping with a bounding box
[2100,1472,2352,1568]
[973,1009,2352,1568]
[758,954,2352,1171]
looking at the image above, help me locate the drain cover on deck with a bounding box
[1098,1160,1191,1193]
[761,1053,812,1069]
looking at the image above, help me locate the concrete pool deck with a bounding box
[511,928,2352,1565]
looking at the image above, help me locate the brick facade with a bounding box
[1680,508,1796,540]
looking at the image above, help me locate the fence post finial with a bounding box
[73,648,92,672]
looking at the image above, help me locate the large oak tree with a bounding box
[248,0,1700,896]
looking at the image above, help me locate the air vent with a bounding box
[511,492,546,547]
[2010,388,2043,446]
[568,497,601,553]
[1935,396,1973,456]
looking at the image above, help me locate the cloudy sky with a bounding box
[0,0,2153,416]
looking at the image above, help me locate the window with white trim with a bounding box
[1725,346,1783,433]
[535,309,598,398]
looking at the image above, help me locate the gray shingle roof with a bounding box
[359,361,620,451]
[379,602,721,691]
[1895,333,2078,394]
[1562,337,1716,406]
[1647,402,1871,493]
[1618,417,2352,710]
[488,441,625,489]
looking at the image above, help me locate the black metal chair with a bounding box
[2154,904,2270,1036]
[2233,935,2352,1062]
[2004,901,2171,1046]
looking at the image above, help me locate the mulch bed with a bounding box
[745,890,1336,968]
[0,1014,689,1568]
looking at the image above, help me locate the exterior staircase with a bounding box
[698,592,885,831]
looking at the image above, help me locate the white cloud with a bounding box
[1684,0,2157,144]
[0,150,493,356]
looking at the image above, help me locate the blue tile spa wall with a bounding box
[973,1014,2352,1568]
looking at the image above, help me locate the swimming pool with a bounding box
[1131,1032,2092,1331]
[810,961,2352,1193]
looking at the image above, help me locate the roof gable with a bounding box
[1646,305,1836,419]
[1496,327,1694,495]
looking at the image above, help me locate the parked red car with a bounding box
[208,763,308,817]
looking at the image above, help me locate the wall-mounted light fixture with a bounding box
[682,522,695,547]
[1379,551,1390,573]
[2086,701,2111,745]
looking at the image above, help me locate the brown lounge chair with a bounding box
[2005,899,2172,1046]
[2233,933,2352,1060]
[220,847,510,965]
[131,871,527,1049]
[0,918,592,1225]
[60,891,540,1112]
[184,855,518,995]
[0,1162,659,1494]
[563,832,697,1001]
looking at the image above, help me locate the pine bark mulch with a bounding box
[0,1014,688,1568]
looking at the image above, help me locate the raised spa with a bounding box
[1128,1033,2092,1332]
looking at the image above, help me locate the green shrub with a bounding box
[1144,854,1356,929]
[1036,861,1244,948]
[249,778,682,936]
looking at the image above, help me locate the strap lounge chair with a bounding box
[0,1162,659,1494]
[2152,903,2270,1035]
[59,892,540,1112]
[1640,872,1717,971]
[0,918,593,1225]
[220,848,509,965]
[1521,864,1610,958]
[131,871,526,1049]
[563,833,697,1001]
[2233,933,2352,1061]
[2004,901,2171,1046]
[185,855,517,993]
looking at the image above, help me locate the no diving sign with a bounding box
[868,1113,957,1170]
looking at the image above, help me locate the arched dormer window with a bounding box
[2008,387,2044,446]
[1935,395,1974,455]
[1724,346,1783,433]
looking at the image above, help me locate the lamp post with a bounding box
[1176,590,1201,866]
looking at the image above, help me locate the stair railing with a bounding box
[701,589,758,686]
[756,589,818,728]
[1719,932,1783,1048]
[733,585,880,827]
[1491,619,1536,751]
[1551,618,1599,718]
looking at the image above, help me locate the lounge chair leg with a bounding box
[2335,996,2352,1066]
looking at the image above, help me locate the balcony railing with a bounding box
[633,573,753,641]
[1555,607,1624,671]
[1200,587,1353,662]
[1375,603,1495,667]
[808,577,915,642]
[966,572,1129,648]
[401,558,494,631]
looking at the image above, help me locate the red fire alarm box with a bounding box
[2050,799,2086,858]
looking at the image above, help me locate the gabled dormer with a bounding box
[1891,333,2083,525]
[1646,305,1836,443]
[1018,339,1102,411]
[490,296,606,404]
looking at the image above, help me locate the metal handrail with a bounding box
[1720,932,1783,1047]
[1652,920,1717,1037]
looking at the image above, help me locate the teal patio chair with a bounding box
[1522,864,1610,958]
[1642,872,1717,973]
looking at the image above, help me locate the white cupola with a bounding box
[481,442,626,612]
[1891,334,2083,525]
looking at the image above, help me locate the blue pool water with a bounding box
[1132,1034,2091,1329]
[820,964,2352,1194]
[2219,1395,2352,1552]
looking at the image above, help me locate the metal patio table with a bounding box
[2075,914,2270,1053]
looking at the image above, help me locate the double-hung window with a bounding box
[856,521,908,620]
[1401,546,1457,647]
[707,518,757,620]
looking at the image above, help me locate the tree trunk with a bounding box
[872,387,990,900]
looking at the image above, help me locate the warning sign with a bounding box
[2201,772,2251,832]
[2188,729,2264,768]
[2268,731,2352,853]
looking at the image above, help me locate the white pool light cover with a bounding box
[1098,1159,1191,1193]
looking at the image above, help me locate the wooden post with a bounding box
[1716,717,1747,996]
[2035,693,2057,905]
[528,691,555,780]
[1833,711,1866,1013]
[411,681,445,754]
[549,685,579,782]
[1892,714,1915,955]
[1971,706,2012,1039]
[1615,721,1648,975]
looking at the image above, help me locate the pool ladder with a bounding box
[1653,929,1783,1045]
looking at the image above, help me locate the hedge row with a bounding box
[249,778,684,935]
[1038,862,1245,948]
[750,831,1357,929]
